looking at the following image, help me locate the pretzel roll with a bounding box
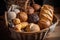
[38,5,54,29]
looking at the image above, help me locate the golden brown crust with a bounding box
[25,23,40,32]
[12,18,21,25]
[14,24,22,32]
[20,22,29,29]
[17,12,28,22]
[38,5,54,29]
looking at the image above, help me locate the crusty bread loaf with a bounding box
[38,5,54,30]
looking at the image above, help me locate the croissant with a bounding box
[38,5,54,30]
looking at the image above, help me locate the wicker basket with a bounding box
[5,12,59,40]
[4,0,59,40]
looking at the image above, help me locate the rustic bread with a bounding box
[38,5,54,29]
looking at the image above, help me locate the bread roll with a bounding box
[32,4,41,11]
[12,18,21,25]
[38,5,54,29]
[25,23,40,32]
[20,22,29,29]
[27,6,34,14]
[14,24,22,32]
[17,12,28,22]
[14,22,28,32]
[8,11,16,20]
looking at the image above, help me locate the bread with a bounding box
[14,24,22,32]
[13,22,28,32]
[32,4,41,11]
[27,6,34,14]
[8,11,16,20]
[38,5,54,29]
[12,18,21,25]
[28,13,39,23]
[17,12,28,22]
[20,22,29,29]
[25,23,40,32]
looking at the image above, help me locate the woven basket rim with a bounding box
[9,27,49,34]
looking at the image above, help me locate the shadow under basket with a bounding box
[5,12,59,40]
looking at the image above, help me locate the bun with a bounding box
[20,22,29,29]
[17,12,28,22]
[14,24,22,32]
[33,4,41,11]
[12,18,21,25]
[25,23,40,32]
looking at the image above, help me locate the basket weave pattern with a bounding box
[10,28,49,40]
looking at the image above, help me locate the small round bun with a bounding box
[20,22,29,29]
[28,13,39,23]
[12,18,21,25]
[33,4,41,11]
[26,23,40,32]
[14,24,22,32]
[27,6,34,14]
[8,11,16,20]
[17,12,28,22]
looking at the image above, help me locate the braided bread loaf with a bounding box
[38,5,54,30]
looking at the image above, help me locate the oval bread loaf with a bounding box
[38,5,54,29]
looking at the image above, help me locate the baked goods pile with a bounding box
[7,4,54,32]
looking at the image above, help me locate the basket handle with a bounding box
[5,12,8,27]
[24,0,35,12]
[24,0,29,11]
[32,0,35,4]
